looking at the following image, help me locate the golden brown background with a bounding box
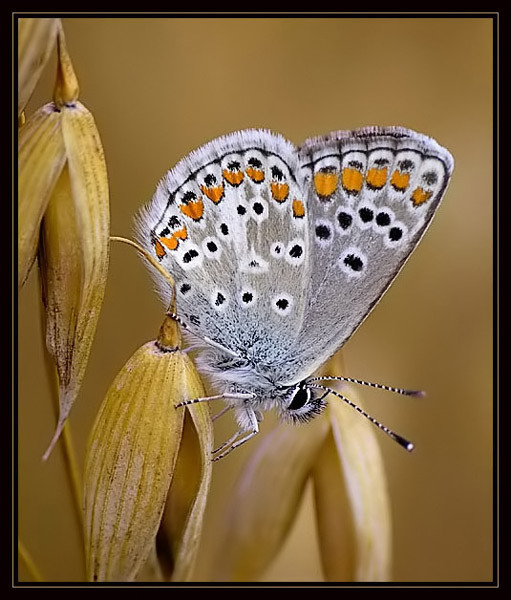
[18,16,494,583]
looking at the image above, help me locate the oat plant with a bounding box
[17,17,392,583]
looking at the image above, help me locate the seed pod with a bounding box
[314,387,392,581]
[209,414,329,581]
[83,315,211,582]
[18,103,66,287]
[21,23,111,459]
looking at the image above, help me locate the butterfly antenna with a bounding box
[309,375,425,397]
[309,384,415,452]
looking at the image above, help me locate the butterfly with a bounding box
[136,126,453,459]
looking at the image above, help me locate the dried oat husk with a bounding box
[84,313,212,582]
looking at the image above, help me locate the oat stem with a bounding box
[38,281,85,552]
[45,362,84,549]
[18,539,44,582]
[110,235,176,301]
[45,364,85,552]
[61,420,84,529]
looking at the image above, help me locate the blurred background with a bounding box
[17,16,494,583]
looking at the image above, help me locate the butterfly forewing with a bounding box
[277,127,454,383]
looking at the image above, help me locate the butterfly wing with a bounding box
[277,126,454,384]
[135,130,313,371]
[136,127,453,389]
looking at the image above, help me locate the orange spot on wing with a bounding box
[411,187,433,206]
[341,168,363,194]
[159,226,188,252]
[174,226,188,240]
[154,238,166,259]
[314,172,339,197]
[223,169,244,186]
[292,198,305,218]
[160,235,178,251]
[391,170,410,191]
[201,184,224,204]
[271,182,289,203]
[179,199,204,221]
[246,167,265,183]
[366,167,388,190]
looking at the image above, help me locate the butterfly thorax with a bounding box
[193,343,327,423]
[194,344,285,400]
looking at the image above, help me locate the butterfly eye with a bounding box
[284,384,327,423]
[287,386,311,411]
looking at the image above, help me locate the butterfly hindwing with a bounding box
[136,130,312,364]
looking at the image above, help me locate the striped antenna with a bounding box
[309,383,415,452]
[308,375,425,398]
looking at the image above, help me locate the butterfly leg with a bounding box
[212,406,261,461]
[175,391,254,409]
